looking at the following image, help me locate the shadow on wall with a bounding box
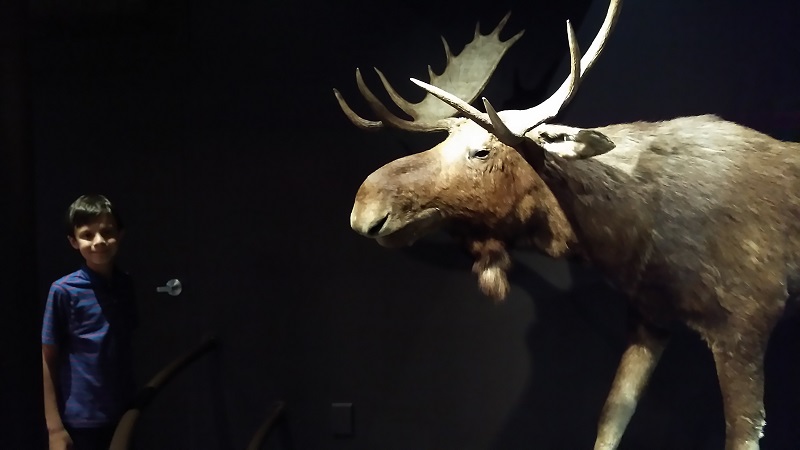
[400,235,799,449]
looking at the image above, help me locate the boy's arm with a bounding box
[41,284,73,448]
[42,345,67,433]
[41,283,65,431]
[43,344,73,449]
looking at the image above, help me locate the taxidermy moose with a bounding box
[334,0,800,448]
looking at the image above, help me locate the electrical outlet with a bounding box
[331,402,354,437]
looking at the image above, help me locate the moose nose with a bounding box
[365,214,388,236]
[350,204,390,237]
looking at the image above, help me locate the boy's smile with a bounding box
[68,213,122,275]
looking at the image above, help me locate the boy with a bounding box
[42,195,138,450]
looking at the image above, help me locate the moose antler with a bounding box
[414,0,622,146]
[333,12,525,132]
[410,20,581,143]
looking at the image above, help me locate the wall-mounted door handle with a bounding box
[156,279,182,296]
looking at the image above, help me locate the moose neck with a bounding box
[535,154,651,278]
[519,175,580,259]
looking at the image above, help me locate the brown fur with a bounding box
[466,237,512,301]
[350,114,800,450]
[531,116,799,449]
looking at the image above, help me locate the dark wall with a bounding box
[1,0,47,448]
[16,0,800,449]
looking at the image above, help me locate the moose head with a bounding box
[335,1,621,300]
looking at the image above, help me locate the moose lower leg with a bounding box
[711,338,768,450]
[594,323,668,450]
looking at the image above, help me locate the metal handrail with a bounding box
[109,334,218,450]
[245,401,287,450]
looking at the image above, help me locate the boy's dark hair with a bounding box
[65,194,124,236]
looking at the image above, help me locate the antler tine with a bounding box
[410,78,494,132]
[480,20,581,143]
[491,11,513,37]
[555,21,583,114]
[356,69,454,132]
[333,88,383,131]
[483,98,523,146]
[440,37,453,63]
[401,14,525,122]
[375,37,454,120]
[509,20,583,135]
[500,0,622,135]
[334,14,525,131]
[575,0,622,79]
[374,67,419,120]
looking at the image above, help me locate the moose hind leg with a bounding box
[710,334,769,450]
[594,322,669,450]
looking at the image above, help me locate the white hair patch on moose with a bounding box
[541,140,592,159]
[478,266,510,300]
[440,122,493,165]
[532,124,627,164]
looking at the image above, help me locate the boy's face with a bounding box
[68,213,122,270]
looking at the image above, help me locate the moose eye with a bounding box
[469,148,491,160]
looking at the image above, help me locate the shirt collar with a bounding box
[79,264,119,287]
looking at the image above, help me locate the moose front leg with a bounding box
[709,333,769,450]
[594,322,669,450]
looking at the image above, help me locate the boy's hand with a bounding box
[48,428,73,450]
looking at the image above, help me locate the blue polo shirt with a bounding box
[42,265,138,428]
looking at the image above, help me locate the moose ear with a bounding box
[533,126,616,160]
[573,129,616,157]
